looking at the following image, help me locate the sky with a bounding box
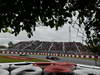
[0,23,86,46]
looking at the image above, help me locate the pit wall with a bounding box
[0,50,100,59]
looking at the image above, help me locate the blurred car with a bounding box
[46,56,60,60]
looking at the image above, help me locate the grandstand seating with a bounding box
[8,41,92,55]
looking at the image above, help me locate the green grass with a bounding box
[0,56,49,63]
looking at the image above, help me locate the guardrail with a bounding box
[0,50,100,59]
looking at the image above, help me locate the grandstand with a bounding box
[8,41,93,55]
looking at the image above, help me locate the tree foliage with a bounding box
[0,0,71,37]
[0,0,100,53]
[8,41,14,48]
[86,37,100,55]
[0,0,99,36]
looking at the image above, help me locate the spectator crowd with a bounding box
[8,41,93,55]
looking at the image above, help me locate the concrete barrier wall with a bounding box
[0,51,100,59]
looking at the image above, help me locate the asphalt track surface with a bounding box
[1,54,100,66]
[30,55,100,66]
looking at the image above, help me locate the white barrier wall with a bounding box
[0,61,99,75]
[11,65,42,75]
[74,64,100,75]
[0,69,9,75]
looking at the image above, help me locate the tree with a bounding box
[0,0,100,54]
[0,0,71,37]
[8,41,14,48]
[86,36,100,55]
